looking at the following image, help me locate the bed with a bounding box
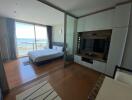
[28,42,64,64]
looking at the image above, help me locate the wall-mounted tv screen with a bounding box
[81,38,107,53]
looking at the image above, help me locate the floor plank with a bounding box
[4,63,100,100]
[4,57,64,89]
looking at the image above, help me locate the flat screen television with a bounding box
[80,38,108,53]
[77,30,112,61]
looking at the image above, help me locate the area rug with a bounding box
[88,74,105,100]
[16,81,61,100]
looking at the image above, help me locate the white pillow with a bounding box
[115,71,132,86]
[53,46,63,52]
[57,46,63,52]
[53,46,58,50]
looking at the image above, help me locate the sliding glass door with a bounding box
[16,22,35,57]
[64,14,76,66]
[15,22,49,57]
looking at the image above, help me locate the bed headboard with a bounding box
[52,42,64,47]
[52,42,64,51]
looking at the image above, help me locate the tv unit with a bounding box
[77,30,112,62]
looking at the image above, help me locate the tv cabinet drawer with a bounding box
[74,55,106,74]
[93,61,106,73]
[81,61,93,68]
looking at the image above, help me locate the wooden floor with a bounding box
[4,57,64,89]
[4,63,100,100]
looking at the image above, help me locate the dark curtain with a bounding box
[0,52,9,94]
[6,18,17,60]
[0,17,17,61]
[47,26,52,49]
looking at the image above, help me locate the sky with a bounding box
[15,22,48,40]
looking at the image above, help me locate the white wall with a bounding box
[122,4,132,69]
[52,24,64,43]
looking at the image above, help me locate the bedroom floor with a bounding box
[4,57,64,89]
[4,63,101,100]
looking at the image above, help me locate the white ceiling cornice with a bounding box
[39,0,131,18]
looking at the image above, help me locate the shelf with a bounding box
[77,53,107,63]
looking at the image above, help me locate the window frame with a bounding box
[15,20,49,57]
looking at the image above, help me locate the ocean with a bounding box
[16,38,48,44]
[16,38,48,57]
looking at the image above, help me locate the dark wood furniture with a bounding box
[0,88,2,100]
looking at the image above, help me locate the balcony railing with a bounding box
[16,42,49,57]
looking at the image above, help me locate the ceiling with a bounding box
[44,0,128,17]
[0,0,129,25]
[0,0,64,25]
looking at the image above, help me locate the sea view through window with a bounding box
[15,22,49,57]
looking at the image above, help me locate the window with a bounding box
[35,25,49,50]
[15,22,49,57]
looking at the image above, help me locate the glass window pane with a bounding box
[35,25,49,50]
[66,15,75,55]
[15,22,35,57]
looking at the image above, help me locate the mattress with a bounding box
[28,49,64,62]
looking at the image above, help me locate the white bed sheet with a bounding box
[28,49,64,62]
